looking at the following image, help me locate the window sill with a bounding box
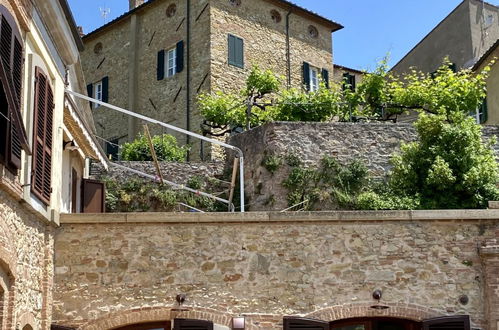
[0,164,22,201]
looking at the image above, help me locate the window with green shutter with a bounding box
[228,34,244,68]
[342,72,356,91]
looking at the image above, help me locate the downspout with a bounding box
[286,9,292,89]
[186,0,191,159]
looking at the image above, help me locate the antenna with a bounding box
[99,6,111,24]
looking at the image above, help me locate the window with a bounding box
[309,66,319,92]
[476,97,488,124]
[302,62,328,91]
[106,138,119,160]
[342,72,356,91]
[157,41,184,81]
[94,81,102,107]
[166,47,176,77]
[228,34,244,68]
[0,5,29,173]
[31,67,54,205]
[87,77,108,108]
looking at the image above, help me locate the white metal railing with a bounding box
[65,89,245,212]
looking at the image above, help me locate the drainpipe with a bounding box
[186,0,191,159]
[286,9,292,89]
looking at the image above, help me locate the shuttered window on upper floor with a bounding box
[157,40,184,81]
[228,34,244,68]
[31,67,54,205]
[0,5,29,173]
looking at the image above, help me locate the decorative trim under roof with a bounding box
[82,0,343,40]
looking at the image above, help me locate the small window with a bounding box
[166,4,176,17]
[342,72,356,91]
[166,47,177,77]
[308,25,319,38]
[94,81,103,108]
[309,66,319,92]
[94,42,103,54]
[228,34,244,68]
[270,10,281,23]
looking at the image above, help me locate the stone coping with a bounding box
[59,209,499,224]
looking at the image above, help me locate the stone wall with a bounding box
[52,211,499,329]
[228,122,499,211]
[92,161,225,185]
[0,189,54,330]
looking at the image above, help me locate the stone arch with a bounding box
[79,306,233,330]
[305,302,445,322]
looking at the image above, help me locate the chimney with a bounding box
[77,26,84,37]
[129,0,145,10]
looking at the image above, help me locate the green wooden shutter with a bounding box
[157,49,165,80]
[283,317,329,330]
[174,319,213,330]
[321,68,329,89]
[86,83,93,108]
[228,34,244,68]
[235,36,244,68]
[303,62,310,91]
[176,40,184,73]
[422,315,470,330]
[102,76,109,103]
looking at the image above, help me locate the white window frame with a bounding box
[93,81,103,108]
[309,66,319,92]
[166,47,177,78]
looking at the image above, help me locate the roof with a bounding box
[472,38,499,70]
[334,64,364,75]
[83,0,343,40]
[58,0,84,51]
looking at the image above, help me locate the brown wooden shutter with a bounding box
[283,317,329,330]
[422,315,471,330]
[174,319,214,330]
[81,179,105,213]
[0,6,29,171]
[31,67,53,204]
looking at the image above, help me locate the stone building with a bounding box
[0,0,105,328]
[391,0,499,75]
[333,64,363,91]
[80,0,343,159]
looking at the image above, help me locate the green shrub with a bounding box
[120,134,188,161]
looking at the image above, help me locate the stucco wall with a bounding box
[392,1,473,74]
[52,211,499,329]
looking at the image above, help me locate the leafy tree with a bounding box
[358,112,499,209]
[120,134,188,161]
[199,66,281,135]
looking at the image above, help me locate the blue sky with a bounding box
[67,0,499,70]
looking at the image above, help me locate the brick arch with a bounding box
[79,306,233,330]
[17,311,38,330]
[304,302,445,322]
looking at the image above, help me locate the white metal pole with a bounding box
[65,89,246,212]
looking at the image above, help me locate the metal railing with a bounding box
[65,89,245,212]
